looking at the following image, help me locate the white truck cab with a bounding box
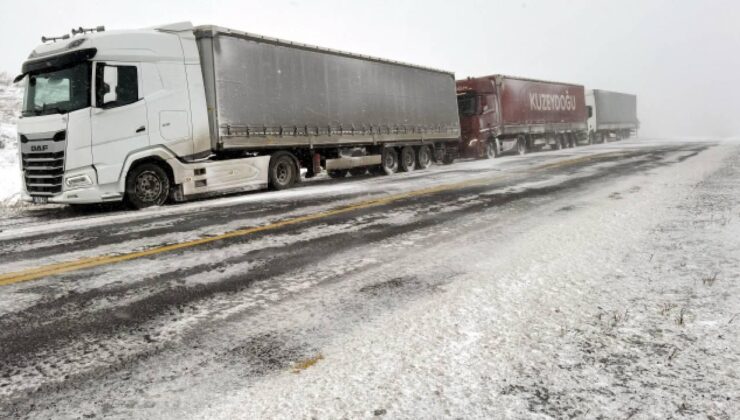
[16,22,269,208]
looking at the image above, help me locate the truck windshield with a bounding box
[457,94,478,117]
[22,62,91,117]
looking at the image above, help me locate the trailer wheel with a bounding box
[349,167,367,176]
[416,145,432,169]
[328,169,348,179]
[517,136,527,155]
[125,162,171,209]
[550,136,563,150]
[399,146,416,172]
[269,152,298,190]
[381,147,399,175]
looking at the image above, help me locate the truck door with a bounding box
[481,94,500,132]
[90,62,149,185]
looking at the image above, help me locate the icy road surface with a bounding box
[0,139,738,419]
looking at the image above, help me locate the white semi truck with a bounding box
[15,22,460,208]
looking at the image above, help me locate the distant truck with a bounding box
[14,22,460,208]
[586,89,639,143]
[456,75,587,158]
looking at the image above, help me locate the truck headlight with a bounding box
[64,174,93,189]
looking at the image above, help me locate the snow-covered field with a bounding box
[0,73,22,206]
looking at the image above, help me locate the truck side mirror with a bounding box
[587,106,593,118]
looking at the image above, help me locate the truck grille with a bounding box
[20,131,66,197]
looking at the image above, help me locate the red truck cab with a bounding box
[457,77,499,159]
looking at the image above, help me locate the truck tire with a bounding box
[269,152,299,190]
[416,145,432,169]
[399,146,416,172]
[328,169,348,179]
[517,136,527,155]
[381,147,399,175]
[483,140,496,159]
[125,162,171,209]
[551,135,563,150]
[441,150,455,165]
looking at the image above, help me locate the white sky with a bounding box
[1,0,738,138]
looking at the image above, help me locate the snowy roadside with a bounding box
[0,74,23,211]
[193,142,739,419]
[0,122,22,207]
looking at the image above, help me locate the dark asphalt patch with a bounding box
[225,330,313,376]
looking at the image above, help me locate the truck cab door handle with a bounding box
[136,126,146,133]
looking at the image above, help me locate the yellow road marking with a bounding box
[0,152,624,286]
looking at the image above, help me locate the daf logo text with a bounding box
[31,144,49,152]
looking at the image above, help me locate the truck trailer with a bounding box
[586,89,639,143]
[14,22,460,208]
[456,75,587,158]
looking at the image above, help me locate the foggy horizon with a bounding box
[1,0,737,138]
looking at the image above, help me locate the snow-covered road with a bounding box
[1,139,738,419]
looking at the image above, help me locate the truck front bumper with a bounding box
[23,185,124,205]
[22,166,124,205]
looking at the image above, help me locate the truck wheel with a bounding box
[399,146,416,172]
[484,140,496,159]
[517,136,527,155]
[269,152,298,190]
[416,145,432,169]
[328,169,348,179]
[125,163,171,209]
[381,148,399,175]
[349,167,367,176]
[442,150,455,165]
[551,136,562,150]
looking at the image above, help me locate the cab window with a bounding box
[95,63,139,108]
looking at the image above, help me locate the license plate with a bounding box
[33,196,49,204]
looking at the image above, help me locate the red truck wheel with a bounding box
[517,136,527,155]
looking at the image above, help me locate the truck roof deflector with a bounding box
[16,48,97,83]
